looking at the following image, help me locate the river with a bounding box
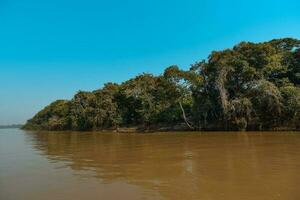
[1,129,300,200]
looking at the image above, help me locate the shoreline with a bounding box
[22,126,300,133]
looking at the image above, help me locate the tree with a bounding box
[164,65,201,129]
[93,83,122,129]
[70,91,96,130]
[280,86,300,128]
[23,100,71,130]
[248,80,282,129]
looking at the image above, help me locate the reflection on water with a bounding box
[1,129,300,200]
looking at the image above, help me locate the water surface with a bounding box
[1,129,300,200]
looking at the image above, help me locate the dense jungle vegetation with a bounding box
[23,38,300,131]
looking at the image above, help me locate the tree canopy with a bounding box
[23,38,300,131]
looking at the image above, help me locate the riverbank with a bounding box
[23,125,300,133]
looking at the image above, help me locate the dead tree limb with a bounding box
[179,101,194,130]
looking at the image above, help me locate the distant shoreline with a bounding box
[0,124,23,129]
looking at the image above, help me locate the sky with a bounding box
[0,0,300,125]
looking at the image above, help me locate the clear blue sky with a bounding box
[0,0,299,125]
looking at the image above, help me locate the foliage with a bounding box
[24,38,300,131]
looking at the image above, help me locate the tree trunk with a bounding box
[179,101,194,130]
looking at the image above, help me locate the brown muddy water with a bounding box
[1,129,300,200]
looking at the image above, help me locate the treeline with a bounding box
[0,124,23,129]
[23,38,300,131]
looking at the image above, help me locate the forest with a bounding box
[23,38,300,131]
